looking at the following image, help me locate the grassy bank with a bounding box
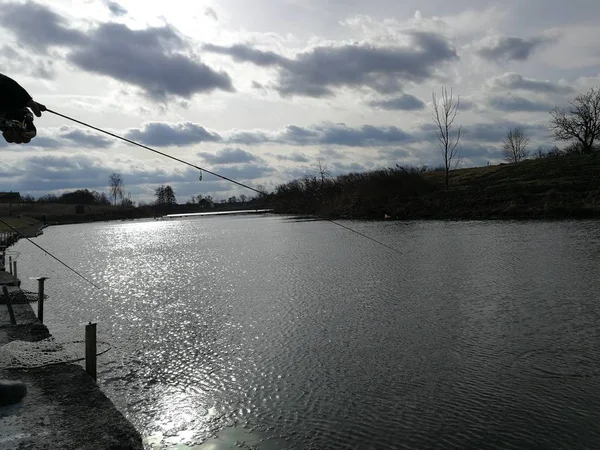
[270,152,600,220]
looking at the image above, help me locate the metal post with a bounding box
[2,286,16,325]
[85,322,97,381]
[8,256,12,275]
[36,277,48,324]
[12,261,17,280]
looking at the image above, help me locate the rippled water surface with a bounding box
[13,216,600,449]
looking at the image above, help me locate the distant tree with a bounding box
[59,189,96,204]
[228,196,238,204]
[503,127,530,163]
[93,191,111,205]
[164,185,176,205]
[37,193,58,203]
[550,87,600,154]
[432,86,462,189]
[239,194,247,203]
[120,191,134,207]
[154,185,176,205]
[109,173,124,206]
[548,146,563,157]
[314,157,331,183]
[155,185,166,205]
[20,194,35,203]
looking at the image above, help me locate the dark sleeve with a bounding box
[0,73,32,112]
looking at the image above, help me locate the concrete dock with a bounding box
[0,270,143,450]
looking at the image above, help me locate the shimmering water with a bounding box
[13,216,600,449]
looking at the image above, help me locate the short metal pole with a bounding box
[2,286,16,325]
[85,322,97,381]
[37,277,48,324]
[8,256,12,275]
[12,261,17,280]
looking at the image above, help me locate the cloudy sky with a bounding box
[0,0,598,203]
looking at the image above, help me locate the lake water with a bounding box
[12,215,600,449]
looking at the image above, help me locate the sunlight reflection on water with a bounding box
[12,216,600,449]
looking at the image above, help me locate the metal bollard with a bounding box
[8,256,12,275]
[2,285,16,325]
[85,322,97,381]
[12,261,17,281]
[35,277,49,324]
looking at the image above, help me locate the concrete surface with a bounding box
[0,280,143,449]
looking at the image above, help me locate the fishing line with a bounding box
[45,108,402,256]
[0,218,104,292]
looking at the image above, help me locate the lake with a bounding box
[12,215,600,449]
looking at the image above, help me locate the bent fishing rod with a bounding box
[46,109,403,257]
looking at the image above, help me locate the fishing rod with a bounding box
[0,218,104,291]
[1,110,403,295]
[46,109,403,256]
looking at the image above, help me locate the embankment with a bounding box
[269,152,600,220]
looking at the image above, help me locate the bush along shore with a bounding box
[1,152,599,225]
[269,152,600,220]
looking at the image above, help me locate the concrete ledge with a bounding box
[0,293,143,449]
[1,365,143,450]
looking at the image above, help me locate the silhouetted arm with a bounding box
[0,73,45,116]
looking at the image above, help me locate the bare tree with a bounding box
[432,86,462,189]
[314,157,330,183]
[550,87,600,154]
[108,172,124,206]
[503,127,530,163]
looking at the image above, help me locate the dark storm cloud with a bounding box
[0,2,233,99]
[475,35,555,62]
[369,94,425,110]
[487,95,554,112]
[0,1,86,52]
[204,31,458,97]
[105,1,127,16]
[197,148,262,165]
[489,73,574,94]
[125,122,222,146]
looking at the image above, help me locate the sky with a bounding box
[0,0,598,203]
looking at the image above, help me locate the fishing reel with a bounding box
[0,108,37,142]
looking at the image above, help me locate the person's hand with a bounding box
[2,128,31,144]
[26,99,46,117]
